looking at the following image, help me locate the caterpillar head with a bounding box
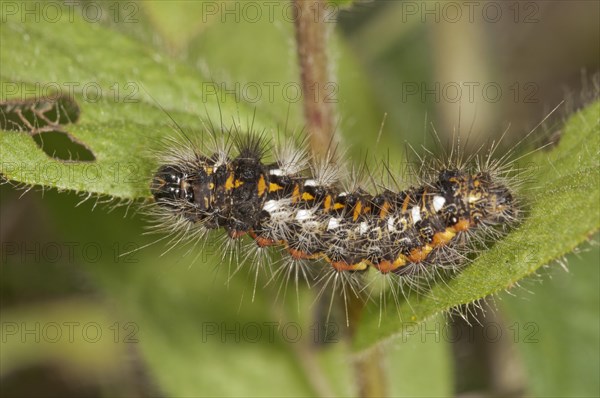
[469,172,517,226]
[438,169,517,227]
[151,165,194,204]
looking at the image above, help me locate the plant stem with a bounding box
[292,0,337,156]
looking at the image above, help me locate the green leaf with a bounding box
[353,100,600,352]
[501,243,600,397]
[0,6,271,199]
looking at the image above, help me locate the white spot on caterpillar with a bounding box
[433,196,446,212]
[263,200,280,213]
[327,217,341,230]
[387,217,396,232]
[359,222,369,235]
[295,209,313,221]
[411,206,421,223]
[304,179,317,187]
[269,169,284,176]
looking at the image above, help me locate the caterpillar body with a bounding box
[148,128,520,294]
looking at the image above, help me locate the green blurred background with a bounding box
[1,1,599,397]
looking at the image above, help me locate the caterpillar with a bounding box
[146,119,524,309]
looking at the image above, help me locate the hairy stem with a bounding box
[292,0,337,156]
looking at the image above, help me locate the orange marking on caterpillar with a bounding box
[257,175,267,197]
[291,184,301,203]
[225,174,235,190]
[324,195,332,211]
[374,255,407,273]
[269,182,283,192]
[353,201,362,221]
[287,248,320,260]
[379,201,390,219]
[255,236,277,247]
[401,195,411,213]
[228,230,246,239]
[330,260,368,272]
[454,219,471,232]
[408,245,433,263]
[248,230,282,247]
[301,192,314,201]
[431,229,456,247]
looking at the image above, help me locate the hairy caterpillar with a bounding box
[145,117,526,310]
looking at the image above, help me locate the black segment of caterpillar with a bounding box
[148,132,519,282]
